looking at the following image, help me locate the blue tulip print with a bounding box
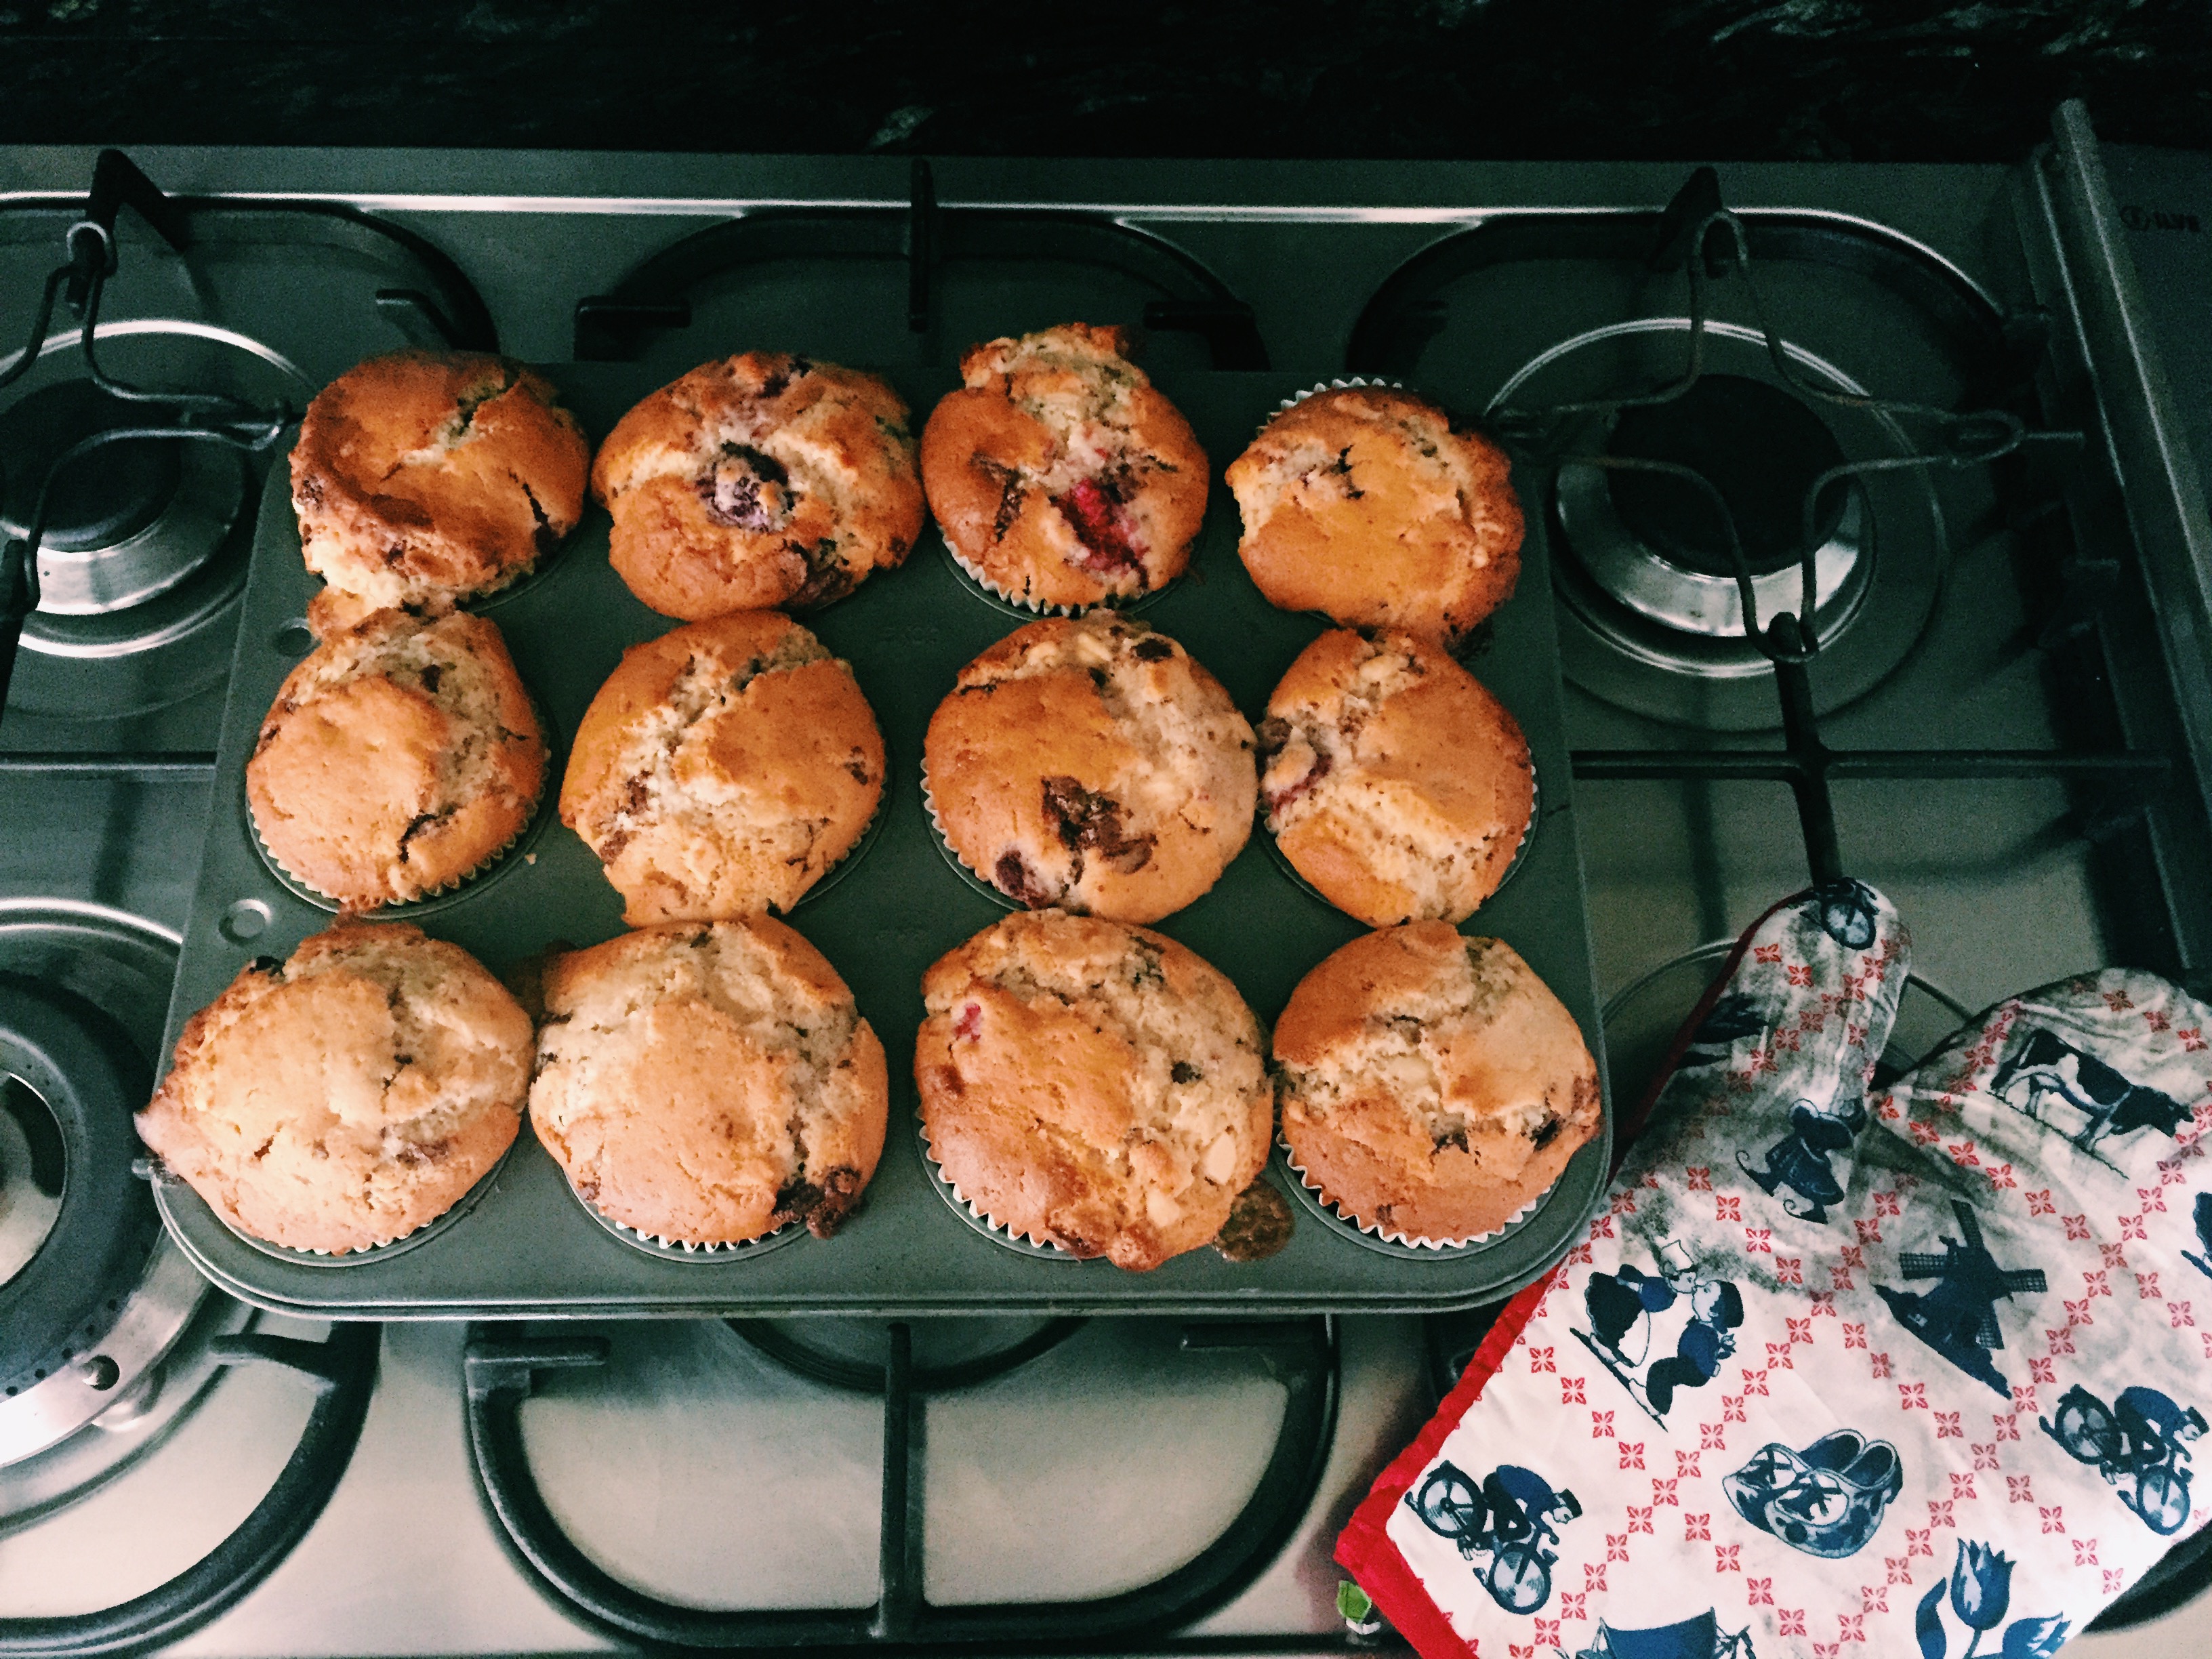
[1915,1541,2068,1659]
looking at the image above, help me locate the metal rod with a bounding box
[1571,750,2170,783]
[873,1322,923,1641]
[0,752,216,779]
[1767,615,1845,886]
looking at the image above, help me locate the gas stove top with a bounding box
[3,105,2211,1656]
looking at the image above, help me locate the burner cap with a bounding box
[0,381,180,553]
[1605,374,1849,579]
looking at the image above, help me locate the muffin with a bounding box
[592,352,924,617]
[560,611,884,923]
[1275,924,1599,1244]
[247,607,545,912]
[138,922,531,1255]
[291,350,589,635]
[529,919,888,1245]
[1225,385,1522,649]
[922,611,1254,924]
[920,323,1208,609]
[915,910,1271,1270]
[1258,628,1533,927]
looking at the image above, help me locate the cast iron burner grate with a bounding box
[464,1319,1340,1652]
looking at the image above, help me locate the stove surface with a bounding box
[3,125,2209,1654]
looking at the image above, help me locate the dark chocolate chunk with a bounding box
[1212,1181,1295,1263]
[1132,636,1174,661]
[1170,1060,1203,1084]
[994,849,1054,907]
[1040,775,1155,874]
[772,1163,865,1240]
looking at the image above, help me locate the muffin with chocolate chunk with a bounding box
[922,611,1254,924]
[291,350,589,635]
[915,909,1271,1271]
[529,918,888,1245]
[1259,628,1532,928]
[1226,385,1521,649]
[1276,924,1599,1244]
[592,352,924,617]
[138,922,531,1254]
[921,323,1208,609]
[560,611,884,923]
[247,607,546,911]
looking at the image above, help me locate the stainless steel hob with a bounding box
[3,102,2210,1656]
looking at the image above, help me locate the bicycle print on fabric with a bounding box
[1336,886,2212,1659]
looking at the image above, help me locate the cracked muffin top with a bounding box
[1259,628,1532,928]
[1275,923,1599,1244]
[560,611,884,924]
[529,918,888,1246]
[915,909,1271,1271]
[1225,385,1521,649]
[248,607,546,912]
[922,611,1254,925]
[592,352,924,619]
[291,350,589,636]
[920,323,1208,609]
[138,922,531,1255]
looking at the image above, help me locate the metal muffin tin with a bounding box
[154,363,1612,1317]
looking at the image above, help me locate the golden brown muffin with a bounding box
[922,611,1254,924]
[291,350,588,634]
[138,922,531,1254]
[920,323,1208,609]
[592,352,924,618]
[1276,924,1599,1244]
[247,608,545,912]
[529,919,888,1245]
[1225,386,1522,649]
[1259,628,1533,927]
[915,910,1271,1271]
[560,611,884,923]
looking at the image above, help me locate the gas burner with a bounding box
[0,325,305,744]
[0,379,244,619]
[1555,373,1870,648]
[0,901,218,1517]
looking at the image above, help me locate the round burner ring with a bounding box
[1555,459,1868,647]
[0,977,161,1415]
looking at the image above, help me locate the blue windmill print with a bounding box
[1874,1200,2046,1399]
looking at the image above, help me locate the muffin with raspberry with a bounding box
[921,323,1208,610]
[592,352,924,617]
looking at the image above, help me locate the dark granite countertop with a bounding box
[1,0,2207,162]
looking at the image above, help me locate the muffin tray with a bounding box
[152,363,1613,1318]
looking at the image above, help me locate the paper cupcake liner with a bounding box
[936,529,1181,619]
[183,1138,516,1267]
[1261,750,1540,922]
[1274,1134,1550,1258]
[559,1170,808,1263]
[247,693,557,918]
[916,1119,1083,1262]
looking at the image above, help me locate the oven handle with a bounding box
[464,1317,1338,1650]
[0,1324,380,1659]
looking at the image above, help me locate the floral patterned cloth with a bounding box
[1338,880,2212,1659]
